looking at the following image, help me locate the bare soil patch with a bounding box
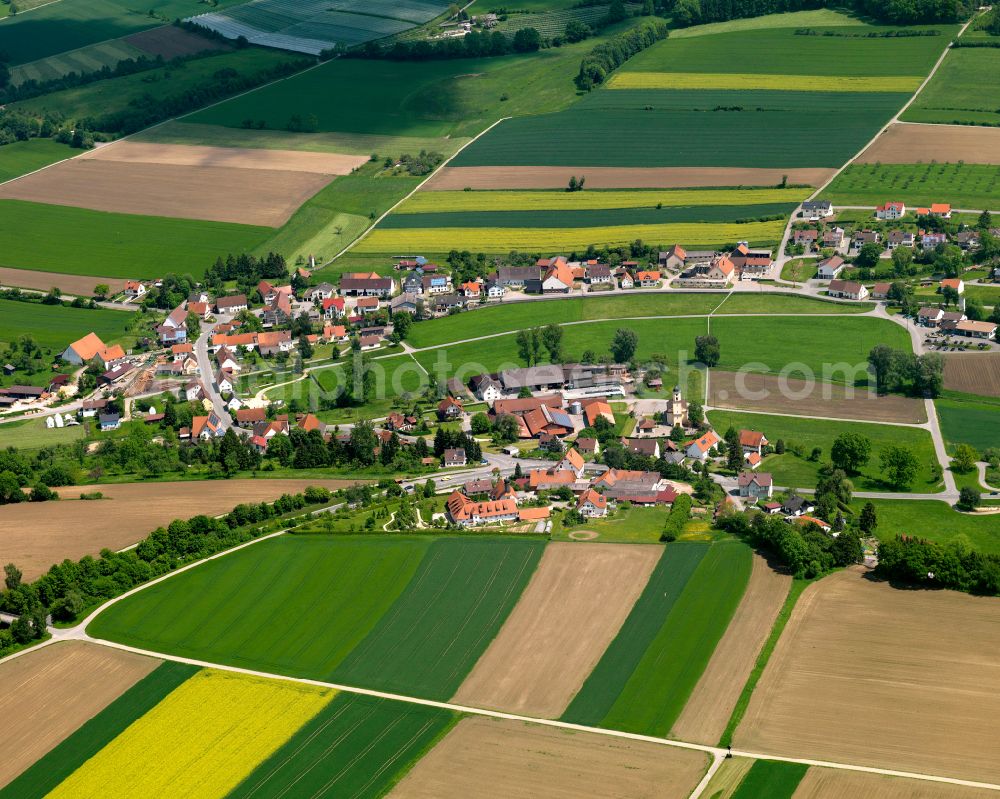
[569,530,599,540]
[0,161,334,227]
[124,26,231,59]
[735,569,1000,784]
[83,141,367,175]
[425,166,836,190]
[794,768,998,799]
[0,478,358,581]
[0,641,160,788]
[857,123,1000,165]
[389,716,709,799]
[671,555,790,745]
[709,371,927,423]
[0,266,126,296]
[943,353,1000,397]
[452,542,659,718]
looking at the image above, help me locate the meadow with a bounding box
[45,669,334,799]
[731,760,808,799]
[825,162,1000,211]
[11,38,144,86]
[0,139,74,183]
[0,200,270,279]
[0,0,248,65]
[902,46,1000,126]
[707,410,942,493]
[356,219,787,252]
[937,396,1000,451]
[88,536,545,701]
[563,543,708,727]
[856,499,1000,554]
[0,418,85,450]
[608,72,921,92]
[668,8,866,37]
[0,298,135,350]
[229,694,456,799]
[0,662,198,799]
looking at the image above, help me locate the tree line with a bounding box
[667,0,972,26]
[875,535,1000,595]
[576,17,669,89]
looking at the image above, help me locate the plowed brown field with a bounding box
[943,353,1000,397]
[857,123,1000,165]
[0,478,357,580]
[794,768,998,799]
[388,716,709,799]
[0,266,126,296]
[0,161,332,226]
[671,555,790,745]
[708,371,927,423]
[0,641,160,788]
[425,166,836,190]
[736,570,1000,784]
[451,542,660,718]
[124,26,231,59]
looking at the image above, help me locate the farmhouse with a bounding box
[575,437,599,455]
[658,245,687,271]
[496,265,540,288]
[828,280,869,301]
[528,468,578,491]
[443,448,467,467]
[339,272,393,297]
[801,199,833,220]
[623,437,660,459]
[577,488,608,517]
[792,228,818,249]
[635,270,661,287]
[0,384,45,401]
[321,297,346,319]
[782,494,814,517]
[123,280,146,300]
[470,374,504,404]
[191,413,224,440]
[918,306,945,326]
[423,274,451,295]
[871,282,892,299]
[498,365,566,393]
[729,244,773,278]
[446,491,519,527]
[215,294,248,314]
[583,399,615,427]
[257,331,292,357]
[437,396,464,420]
[540,257,574,293]
[61,332,108,366]
[940,278,964,295]
[557,446,586,478]
[490,393,563,423]
[816,255,845,280]
[686,430,721,461]
[585,262,612,284]
[739,429,768,455]
[304,283,335,302]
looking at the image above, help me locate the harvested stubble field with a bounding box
[708,371,927,424]
[735,570,1000,785]
[671,555,791,746]
[943,353,1000,397]
[123,25,230,58]
[425,166,837,190]
[857,122,1000,165]
[793,768,1000,799]
[0,266,126,297]
[388,716,710,799]
[0,160,334,227]
[0,478,358,581]
[452,542,661,718]
[46,669,334,799]
[0,642,160,790]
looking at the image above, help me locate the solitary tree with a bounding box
[859,501,878,534]
[3,563,21,591]
[93,284,110,299]
[957,486,981,511]
[610,328,638,363]
[694,334,720,366]
[880,445,919,489]
[830,432,872,474]
[951,443,978,474]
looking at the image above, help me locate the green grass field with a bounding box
[89,536,544,700]
[622,25,953,76]
[780,258,818,282]
[0,0,247,65]
[669,8,867,38]
[0,200,270,279]
[707,410,942,493]
[229,694,456,799]
[825,163,1000,211]
[13,47,296,125]
[600,541,751,736]
[0,298,135,350]
[332,537,544,699]
[609,71,921,92]
[11,37,144,86]
[553,505,670,543]
[563,543,709,727]
[731,759,808,799]
[902,46,1000,126]
[0,139,74,183]
[862,500,998,554]
[87,536,429,679]
[0,660,199,799]
[0,417,86,450]
[936,396,1000,451]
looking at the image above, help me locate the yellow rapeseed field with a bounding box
[356,220,786,253]
[607,71,922,92]
[398,187,807,214]
[46,669,335,799]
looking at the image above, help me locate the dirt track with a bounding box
[0,266,126,296]
[425,166,836,190]
[708,371,927,423]
[671,555,790,745]
[943,353,1000,397]
[794,768,999,799]
[0,478,358,581]
[857,123,1000,165]
[83,141,367,175]
[388,716,709,799]
[735,570,1000,784]
[0,161,334,227]
[451,542,660,718]
[0,641,160,788]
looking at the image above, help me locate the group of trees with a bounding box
[828,429,921,490]
[576,18,669,89]
[432,427,483,463]
[0,487,333,656]
[868,344,944,397]
[668,0,972,26]
[875,535,1000,595]
[202,252,288,294]
[516,325,564,365]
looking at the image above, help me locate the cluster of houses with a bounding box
[917,300,997,341]
[659,244,774,287]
